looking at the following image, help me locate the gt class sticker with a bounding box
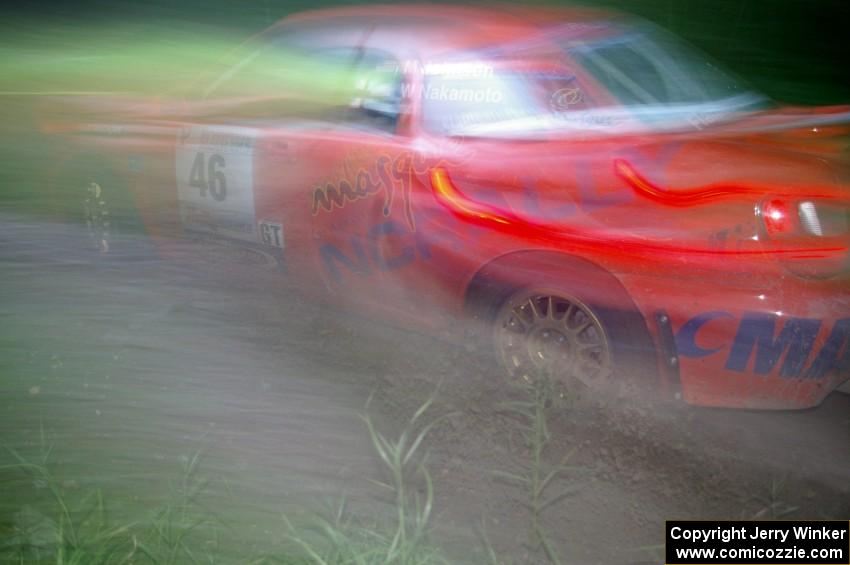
[258,220,284,249]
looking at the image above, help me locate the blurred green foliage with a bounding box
[0,0,850,104]
[0,22,357,102]
[1,0,848,104]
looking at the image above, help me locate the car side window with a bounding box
[198,32,367,123]
[421,61,596,136]
[571,39,669,106]
[198,28,403,134]
[334,49,403,135]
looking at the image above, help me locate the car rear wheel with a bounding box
[494,287,617,391]
[467,253,656,401]
[487,273,656,402]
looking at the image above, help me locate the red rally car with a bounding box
[40,5,850,409]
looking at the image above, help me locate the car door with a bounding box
[298,48,426,316]
[172,24,373,283]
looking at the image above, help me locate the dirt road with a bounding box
[0,214,847,564]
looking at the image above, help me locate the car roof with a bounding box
[273,4,628,58]
[281,3,620,26]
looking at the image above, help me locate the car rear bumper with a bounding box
[625,269,849,409]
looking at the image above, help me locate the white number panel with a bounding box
[176,126,258,243]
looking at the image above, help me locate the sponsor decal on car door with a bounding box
[176,126,259,243]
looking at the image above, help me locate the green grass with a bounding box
[1,377,581,564]
[0,389,453,564]
[1,441,231,564]
[275,389,452,565]
[487,376,578,565]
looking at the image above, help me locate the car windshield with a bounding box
[422,22,769,137]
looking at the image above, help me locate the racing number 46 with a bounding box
[189,152,227,202]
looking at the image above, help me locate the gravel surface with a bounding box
[1,213,847,564]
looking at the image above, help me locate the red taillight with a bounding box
[429,167,512,226]
[758,197,849,278]
[760,198,849,238]
[761,199,795,235]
